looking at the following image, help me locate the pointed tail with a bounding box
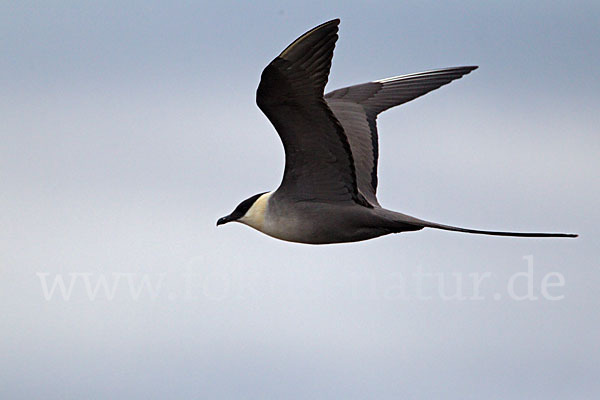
[420,221,578,238]
[389,212,578,238]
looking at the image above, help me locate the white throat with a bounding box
[238,192,272,231]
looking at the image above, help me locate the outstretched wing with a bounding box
[256,19,371,207]
[325,66,478,205]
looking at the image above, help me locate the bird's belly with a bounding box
[260,204,389,244]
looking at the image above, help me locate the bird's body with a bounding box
[238,192,420,244]
[217,19,577,244]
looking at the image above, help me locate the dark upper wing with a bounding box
[325,66,478,204]
[256,19,370,207]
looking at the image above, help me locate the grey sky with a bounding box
[2,1,599,399]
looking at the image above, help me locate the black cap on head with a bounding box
[217,192,267,226]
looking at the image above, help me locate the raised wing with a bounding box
[326,66,478,204]
[256,19,370,206]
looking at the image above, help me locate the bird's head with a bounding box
[217,192,271,229]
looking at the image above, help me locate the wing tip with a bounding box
[279,19,340,59]
[375,65,479,84]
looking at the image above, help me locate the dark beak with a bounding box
[217,215,231,226]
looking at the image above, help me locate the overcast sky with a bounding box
[2,1,599,399]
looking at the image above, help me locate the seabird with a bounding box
[217,19,577,244]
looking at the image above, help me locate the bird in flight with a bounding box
[217,19,577,244]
